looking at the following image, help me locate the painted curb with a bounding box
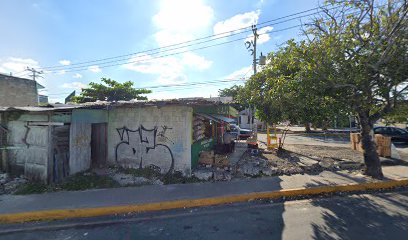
[1,178,407,224]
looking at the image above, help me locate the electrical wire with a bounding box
[39,5,330,71]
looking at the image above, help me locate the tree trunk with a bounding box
[358,112,383,179]
[304,123,311,132]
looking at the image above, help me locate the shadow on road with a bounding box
[304,179,408,240]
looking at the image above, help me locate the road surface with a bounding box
[1,191,407,240]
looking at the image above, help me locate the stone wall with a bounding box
[107,106,193,175]
[0,75,38,106]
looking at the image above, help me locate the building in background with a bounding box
[0,73,46,106]
[38,95,49,104]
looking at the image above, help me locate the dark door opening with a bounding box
[91,123,107,168]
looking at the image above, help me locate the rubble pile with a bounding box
[0,172,28,194]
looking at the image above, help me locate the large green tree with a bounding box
[302,0,408,178]
[72,78,152,103]
[241,40,348,130]
[241,0,407,178]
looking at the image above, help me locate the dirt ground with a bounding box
[236,144,365,177]
[283,144,364,162]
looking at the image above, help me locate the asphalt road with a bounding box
[1,191,407,240]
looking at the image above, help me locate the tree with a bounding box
[218,85,248,111]
[218,85,243,99]
[241,40,348,130]
[301,0,408,178]
[72,78,152,103]
[240,0,407,178]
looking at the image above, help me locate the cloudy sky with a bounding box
[0,0,320,103]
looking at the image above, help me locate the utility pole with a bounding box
[26,67,43,103]
[245,25,259,75]
[245,25,260,132]
[26,67,43,81]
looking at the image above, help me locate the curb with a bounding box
[1,178,407,224]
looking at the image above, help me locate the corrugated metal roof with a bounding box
[0,99,235,112]
[0,106,79,112]
[211,114,236,123]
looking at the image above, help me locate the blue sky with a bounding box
[0,0,320,103]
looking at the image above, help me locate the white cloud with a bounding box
[157,73,188,84]
[88,65,101,73]
[153,0,214,32]
[62,81,88,90]
[213,10,260,37]
[123,52,212,84]
[224,66,253,80]
[73,73,83,79]
[181,52,212,70]
[245,26,273,44]
[59,60,71,66]
[154,30,195,49]
[153,0,213,48]
[0,57,40,75]
[145,0,214,85]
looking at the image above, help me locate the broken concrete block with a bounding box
[193,169,213,181]
[240,163,261,176]
[298,157,319,167]
[214,170,231,181]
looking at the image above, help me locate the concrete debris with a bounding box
[111,173,151,186]
[1,176,28,194]
[261,167,278,176]
[298,157,319,167]
[214,170,231,181]
[0,173,9,184]
[111,173,136,186]
[318,158,335,169]
[239,162,262,176]
[193,169,213,181]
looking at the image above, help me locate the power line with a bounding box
[42,4,369,74]
[44,78,248,96]
[26,67,43,81]
[45,25,301,74]
[39,6,328,71]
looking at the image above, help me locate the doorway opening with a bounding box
[91,123,107,168]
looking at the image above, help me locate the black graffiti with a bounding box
[115,125,174,174]
[157,125,174,144]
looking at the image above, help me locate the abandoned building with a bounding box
[0,101,237,183]
[0,73,46,106]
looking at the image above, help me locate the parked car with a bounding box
[229,124,253,140]
[373,126,408,143]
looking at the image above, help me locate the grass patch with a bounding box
[14,182,50,195]
[59,173,118,191]
[14,168,202,195]
[14,172,118,195]
[162,171,201,185]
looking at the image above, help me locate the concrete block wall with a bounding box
[0,75,38,106]
[107,106,193,175]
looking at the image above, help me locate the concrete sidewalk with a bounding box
[0,165,407,223]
